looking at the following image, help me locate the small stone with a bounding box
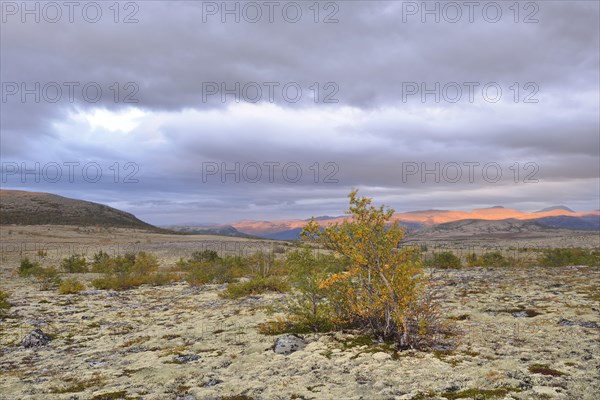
[173,354,200,364]
[512,311,529,318]
[175,395,196,400]
[203,379,223,387]
[273,334,307,355]
[558,318,599,328]
[372,352,392,361]
[21,328,52,348]
[127,347,148,353]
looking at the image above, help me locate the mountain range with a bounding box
[226,206,600,239]
[1,189,598,239]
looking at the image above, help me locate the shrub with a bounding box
[130,252,159,275]
[58,278,86,294]
[245,251,282,278]
[429,251,462,269]
[190,250,220,263]
[19,257,40,277]
[91,251,175,290]
[91,251,112,273]
[91,271,176,291]
[112,253,137,274]
[479,251,512,268]
[220,276,289,299]
[300,190,445,349]
[61,255,88,273]
[465,253,478,267]
[538,248,599,267]
[283,247,346,332]
[35,267,62,290]
[187,261,233,286]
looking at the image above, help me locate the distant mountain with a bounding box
[536,205,575,213]
[535,215,599,230]
[231,206,599,239]
[165,224,252,237]
[261,228,305,240]
[0,190,162,231]
[304,215,341,221]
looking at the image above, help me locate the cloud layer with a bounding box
[1,1,598,224]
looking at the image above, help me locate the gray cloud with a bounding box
[1,1,598,224]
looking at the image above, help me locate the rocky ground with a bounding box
[1,261,599,399]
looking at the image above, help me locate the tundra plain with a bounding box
[0,226,599,400]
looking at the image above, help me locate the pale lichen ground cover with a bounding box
[0,264,598,400]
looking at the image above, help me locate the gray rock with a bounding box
[558,318,599,328]
[173,354,200,364]
[273,334,307,355]
[175,395,196,400]
[203,379,223,387]
[21,328,52,348]
[512,311,529,318]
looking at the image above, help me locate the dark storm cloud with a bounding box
[1,1,598,223]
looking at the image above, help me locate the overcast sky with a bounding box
[1,1,598,225]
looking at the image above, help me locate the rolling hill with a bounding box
[0,190,161,231]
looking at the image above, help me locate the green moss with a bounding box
[90,391,131,400]
[410,390,438,399]
[441,388,510,399]
[448,314,470,321]
[528,363,566,376]
[219,396,255,400]
[220,276,289,299]
[51,382,88,393]
[0,290,11,312]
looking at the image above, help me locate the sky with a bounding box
[1,1,599,225]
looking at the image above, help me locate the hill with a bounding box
[0,190,161,231]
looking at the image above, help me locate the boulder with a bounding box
[21,328,52,348]
[273,334,307,355]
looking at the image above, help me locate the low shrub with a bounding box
[190,250,220,263]
[428,251,462,269]
[0,290,11,312]
[283,247,347,332]
[19,257,41,277]
[58,278,86,294]
[187,261,233,286]
[220,276,290,299]
[90,251,176,290]
[92,271,177,291]
[91,251,112,273]
[538,248,599,267]
[61,255,88,273]
[465,253,478,267]
[482,251,513,268]
[475,251,513,268]
[298,190,446,349]
[35,267,62,290]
